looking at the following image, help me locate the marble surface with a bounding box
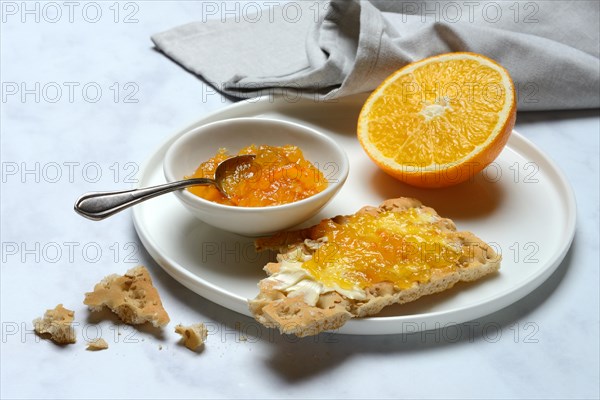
[1,2,598,399]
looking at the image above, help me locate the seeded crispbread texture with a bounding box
[250,198,501,337]
[33,304,77,344]
[84,266,170,328]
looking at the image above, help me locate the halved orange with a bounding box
[357,52,516,188]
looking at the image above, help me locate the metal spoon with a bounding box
[74,154,255,221]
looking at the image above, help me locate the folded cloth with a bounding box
[152,0,600,111]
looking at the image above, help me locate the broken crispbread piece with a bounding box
[33,304,76,344]
[250,198,501,337]
[84,266,170,328]
[175,323,208,351]
[86,338,109,351]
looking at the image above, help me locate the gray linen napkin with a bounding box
[152,0,600,111]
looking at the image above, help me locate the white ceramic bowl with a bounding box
[163,117,349,236]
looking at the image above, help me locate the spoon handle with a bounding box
[74,178,214,221]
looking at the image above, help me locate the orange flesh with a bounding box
[300,209,462,290]
[187,145,328,207]
[369,60,505,167]
[367,59,506,166]
[357,53,515,188]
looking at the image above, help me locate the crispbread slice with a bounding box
[84,266,170,328]
[250,198,501,337]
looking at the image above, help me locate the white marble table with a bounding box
[1,2,598,399]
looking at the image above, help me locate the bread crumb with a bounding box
[86,338,108,351]
[33,304,76,344]
[175,323,207,351]
[83,266,170,327]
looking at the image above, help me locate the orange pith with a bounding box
[357,52,516,188]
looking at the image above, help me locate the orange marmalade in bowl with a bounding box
[187,144,328,207]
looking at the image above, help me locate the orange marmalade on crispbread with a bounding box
[187,144,328,207]
[295,208,463,290]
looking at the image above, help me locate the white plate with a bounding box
[132,94,576,335]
